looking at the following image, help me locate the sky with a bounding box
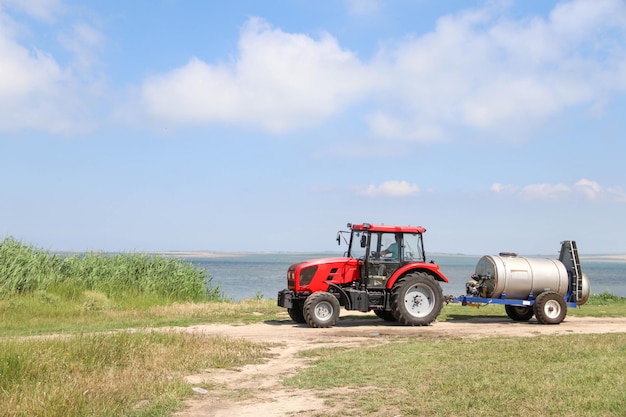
[1,0,626,256]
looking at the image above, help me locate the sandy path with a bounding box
[175,313,626,417]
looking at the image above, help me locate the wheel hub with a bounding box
[544,300,561,319]
[405,285,434,317]
[315,302,333,321]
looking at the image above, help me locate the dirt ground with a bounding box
[174,312,626,417]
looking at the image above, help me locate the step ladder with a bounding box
[559,240,583,303]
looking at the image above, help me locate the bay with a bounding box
[186,252,626,301]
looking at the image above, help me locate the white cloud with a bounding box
[131,0,626,141]
[2,0,625,139]
[0,0,62,22]
[355,180,420,197]
[367,0,626,141]
[490,183,517,194]
[491,179,626,202]
[58,22,104,71]
[136,17,375,133]
[0,20,70,132]
[345,0,381,16]
[0,2,104,133]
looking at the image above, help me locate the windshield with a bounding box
[348,231,367,259]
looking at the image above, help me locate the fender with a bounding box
[386,262,449,289]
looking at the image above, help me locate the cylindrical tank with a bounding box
[474,254,569,300]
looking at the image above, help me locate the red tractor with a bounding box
[277,223,449,328]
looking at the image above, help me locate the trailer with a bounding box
[447,240,590,324]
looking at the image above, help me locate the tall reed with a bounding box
[0,236,220,302]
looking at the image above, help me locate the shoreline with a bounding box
[157,251,626,262]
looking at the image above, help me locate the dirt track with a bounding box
[175,313,626,417]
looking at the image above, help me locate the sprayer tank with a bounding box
[475,254,569,299]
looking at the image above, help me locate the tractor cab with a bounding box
[345,223,427,288]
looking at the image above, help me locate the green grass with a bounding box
[0,331,271,417]
[285,333,626,417]
[0,297,285,336]
[0,236,220,303]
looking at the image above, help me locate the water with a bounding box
[188,252,626,301]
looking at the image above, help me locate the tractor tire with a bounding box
[534,291,567,324]
[391,272,443,326]
[505,305,534,322]
[288,300,306,324]
[303,292,340,328]
[373,309,397,322]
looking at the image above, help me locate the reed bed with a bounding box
[0,237,220,303]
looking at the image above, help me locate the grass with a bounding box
[0,331,271,417]
[2,294,624,417]
[285,333,626,417]
[0,236,220,303]
[0,297,285,336]
[0,238,284,416]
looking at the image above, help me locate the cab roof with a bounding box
[349,223,426,234]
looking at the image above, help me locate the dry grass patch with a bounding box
[0,331,271,417]
[147,299,285,324]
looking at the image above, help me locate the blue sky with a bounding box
[2,0,626,255]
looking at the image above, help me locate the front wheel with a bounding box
[303,292,341,328]
[534,291,567,324]
[391,272,443,326]
[288,300,306,323]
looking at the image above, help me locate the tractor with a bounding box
[277,223,448,328]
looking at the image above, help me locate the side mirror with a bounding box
[360,234,367,248]
[336,232,341,246]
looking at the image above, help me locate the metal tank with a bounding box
[474,253,570,300]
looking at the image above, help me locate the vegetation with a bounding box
[0,297,285,336]
[0,236,220,303]
[0,331,270,417]
[286,333,626,417]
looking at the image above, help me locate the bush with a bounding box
[588,292,626,304]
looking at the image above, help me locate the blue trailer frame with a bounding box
[451,293,579,309]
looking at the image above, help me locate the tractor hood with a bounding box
[287,257,360,292]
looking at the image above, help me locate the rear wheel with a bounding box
[373,309,396,322]
[534,291,567,324]
[303,292,340,328]
[287,300,306,323]
[391,272,443,326]
[505,305,534,322]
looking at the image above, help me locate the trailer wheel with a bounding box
[373,309,396,322]
[505,305,534,322]
[534,291,567,324]
[288,300,306,324]
[303,292,340,328]
[391,272,443,326]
